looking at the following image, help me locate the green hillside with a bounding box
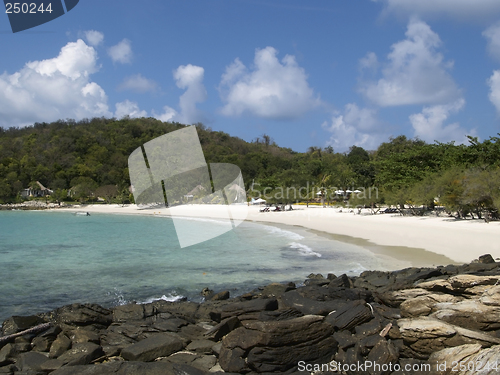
[0,117,499,219]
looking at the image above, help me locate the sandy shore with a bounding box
[56,203,500,265]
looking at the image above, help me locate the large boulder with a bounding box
[430,300,500,331]
[120,333,184,362]
[398,317,500,359]
[219,314,337,373]
[400,294,461,318]
[281,289,348,315]
[428,344,500,375]
[45,304,112,327]
[324,300,373,331]
[220,298,278,320]
[1,315,45,336]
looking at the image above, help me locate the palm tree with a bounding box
[317,174,331,207]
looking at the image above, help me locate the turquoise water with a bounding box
[0,211,406,321]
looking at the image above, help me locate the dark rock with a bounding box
[31,335,53,352]
[204,316,242,341]
[327,273,337,280]
[365,339,398,374]
[354,318,383,336]
[186,339,216,354]
[112,304,145,322]
[48,361,122,375]
[178,324,208,342]
[1,315,44,336]
[371,303,401,320]
[220,315,337,373]
[329,287,373,301]
[354,267,445,293]
[354,270,391,291]
[333,331,357,350]
[281,290,347,315]
[49,361,207,375]
[459,262,499,273]
[324,300,373,331]
[307,273,325,279]
[0,364,16,374]
[329,274,351,288]
[219,346,247,373]
[261,282,295,297]
[305,278,330,287]
[296,285,330,301]
[220,298,278,319]
[49,333,72,358]
[343,345,367,375]
[149,300,199,322]
[201,288,214,299]
[478,254,496,264]
[38,325,62,338]
[152,318,189,332]
[49,304,112,327]
[17,351,50,372]
[358,334,384,356]
[210,291,230,301]
[69,328,101,345]
[258,308,303,321]
[0,344,17,366]
[106,323,147,342]
[211,342,222,356]
[121,333,184,362]
[54,342,104,366]
[162,351,217,372]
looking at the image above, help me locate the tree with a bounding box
[70,177,98,204]
[95,185,118,203]
[50,189,68,205]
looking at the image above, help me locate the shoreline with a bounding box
[50,203,500,265]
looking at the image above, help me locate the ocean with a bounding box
[0,210,408,322]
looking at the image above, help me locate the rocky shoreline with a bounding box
[1,255,499,375]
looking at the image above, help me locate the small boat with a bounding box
[75,212,90,216]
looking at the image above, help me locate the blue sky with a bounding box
[2,0,500,152]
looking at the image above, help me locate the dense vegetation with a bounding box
[0,117,499,219]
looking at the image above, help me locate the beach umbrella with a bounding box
[353,189,362,193]
[345,189,353,193]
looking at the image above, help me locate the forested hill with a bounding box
[0,117,499,218]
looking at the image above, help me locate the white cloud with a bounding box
[118,74,157,93]
[153,106,177,122]
[0,39,111,127]
[83,30,104,47]
[108,39,132,64]
[360,19,460,107]
[374,0,500,22]
[322,103,386,152]
[409,99,474,143]
[173,64,207,124]
[487,70,500,113]
[219,46,321,119]
[483,22,500,62]
[150,64,207,124]
[115,100,148,119]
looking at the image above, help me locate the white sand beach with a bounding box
[56,203,500,265]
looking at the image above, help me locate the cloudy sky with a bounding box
[2,0,500,152]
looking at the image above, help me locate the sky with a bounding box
[2,0,500,152]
